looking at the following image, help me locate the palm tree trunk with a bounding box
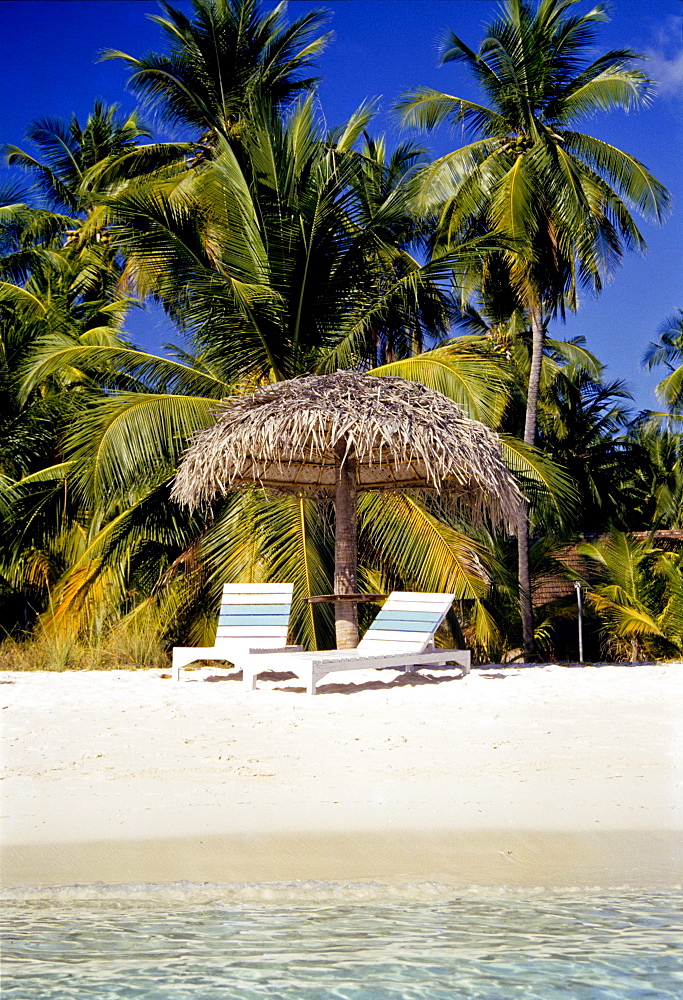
[524,305,545,446]
[518,303,544,657]
[516,503,534,656]
[334,445,359,649]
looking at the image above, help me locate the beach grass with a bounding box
[0,619,169,671]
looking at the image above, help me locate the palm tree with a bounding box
[578,532,683,661]
[618,420,683,531]
[4,101,190,223]
[14,103,542,651]
[97,99,516,387]
[536,365,632,533]
[2,102,191,375]
[0,173,146,635]
[643,310,683,416]
[103,0,331,152]
[398,0,670,653]
[348,134,446,365]
[1,100,196,481]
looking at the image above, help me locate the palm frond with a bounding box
[559,63,655,120]
[20,343,229,402]
[396,88,504,136]
[544,336,603,377]
[562,132,670,222]
[369,344,514,427]
[655,365,683,414]
[66,392,217,504]
[359,492,490,600]
[499,433,578,518]
[198,491,334,649]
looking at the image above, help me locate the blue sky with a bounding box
[2,0,681,413]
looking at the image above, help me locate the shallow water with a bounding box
[2,884,682,999]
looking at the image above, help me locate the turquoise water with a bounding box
[2,884,682,998]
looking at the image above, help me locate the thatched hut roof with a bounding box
[172,372,523,528]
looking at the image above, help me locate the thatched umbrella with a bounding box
[172,372,524,648]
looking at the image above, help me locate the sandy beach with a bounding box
[1,662,681,890]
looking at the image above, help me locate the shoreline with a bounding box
[2,663,681,890]
[3,830,681,891]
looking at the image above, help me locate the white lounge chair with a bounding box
[171,583,303,681]
[234,591,470,694]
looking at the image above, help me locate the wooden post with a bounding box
[517,303,544,659]
[574,580,584,664]
[334,444,359,648]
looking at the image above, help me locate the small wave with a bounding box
[2,879,681,906]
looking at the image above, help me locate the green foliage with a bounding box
[400,0,668,300]
[398,0,669,422]
[579,532,683,660]
[617,420,683,531]
[0,0,678,665]
[102,0,332,146]
[0,604,170,671]
[643,309,683,416]
[398,0,671,656]
[101,99,498,382]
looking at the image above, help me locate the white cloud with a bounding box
[644,16,683,99]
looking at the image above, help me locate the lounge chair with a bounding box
[171,583,303,681]
[235,591,470,694]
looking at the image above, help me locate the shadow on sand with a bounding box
[201,665,471,695]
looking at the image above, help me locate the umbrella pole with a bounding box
[334,448,359,649]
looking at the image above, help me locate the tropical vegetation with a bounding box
[1,0,679,668]
[397,0,671,652]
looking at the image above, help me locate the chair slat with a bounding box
[369,620,440,634]
[219,604,290,617]
[381,591,453,602]
[367,624,436,635]
[214,636,290,649]
[216,625,289,638]
[371,610,444,627]
[219,593,294,605]
[218,615,290,628]
[358,629,432,646]
[380,600,452,612]
[221,583,292,594]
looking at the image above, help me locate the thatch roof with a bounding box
[172,372,523,528]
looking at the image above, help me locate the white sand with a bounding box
[1,663,681,889]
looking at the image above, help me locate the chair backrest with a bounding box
[357,592,454,654]
[214,583,294,649]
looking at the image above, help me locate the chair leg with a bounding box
[418,639,443,670]
[171,650,201,681]
[242,668,258,691]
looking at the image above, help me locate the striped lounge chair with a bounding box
[235,591,470,694]
[172,583,302,681]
